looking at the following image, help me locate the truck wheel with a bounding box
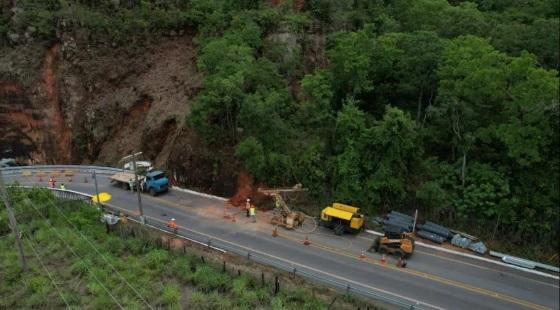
[379,245,387,254]
[395,249,405,258]
[149,188,156,196]
[334,224,344,236]
[370,236,381,253]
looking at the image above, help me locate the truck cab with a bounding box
[143,171,169,196]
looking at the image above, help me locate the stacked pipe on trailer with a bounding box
[418,221,452,240]
[416,230,445,244]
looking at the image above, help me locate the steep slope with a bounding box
[0,32,242,191]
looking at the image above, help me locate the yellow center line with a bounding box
[357,236,559,289]
[281,233,550,310]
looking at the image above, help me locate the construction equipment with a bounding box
[368,232,415,258]
[109,170,169,196]
[257,184,307,230]
[320,203,364,235]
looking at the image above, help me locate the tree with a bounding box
[362,106,421,210]
[432,35,508,185]
[380,31,445,123]
[326,26,376,105]
[331,101,368,205]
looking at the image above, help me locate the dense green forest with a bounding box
[2,0,558,262]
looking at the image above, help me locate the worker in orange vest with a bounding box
[167,218,177,234]
[48,177,56,188]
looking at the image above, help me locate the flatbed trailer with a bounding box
[109,171,144,190]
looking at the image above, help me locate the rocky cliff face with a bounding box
[0,33,237,194]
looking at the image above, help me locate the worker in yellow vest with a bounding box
[250,205,256,223]
[60,183,66,190]
[245,198,251,217]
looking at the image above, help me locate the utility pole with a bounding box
[121,152,145,224]
[92,170,100,208]
[412,209,419,233]
[0,170,27,271]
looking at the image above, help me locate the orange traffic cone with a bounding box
[303,235,311,246]
[272,227,278,237]
[380,254,386,264]
[359,251,366,260]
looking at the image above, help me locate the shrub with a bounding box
[191,265,230,292]
[270,295,286,310]
[125,238,146,255]
[70,259,91,276]
[188,291,233,308]
[105,236,126,255]
[144,249,170,269]
[162,284,181,306]
[1,260,23,285]
[232,275,250,296]
[92,295,114,309]
[26,275,49,294]
[171,257,193,284]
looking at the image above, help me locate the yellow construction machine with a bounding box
[320,203,364,235]
[257,184,307,230]
[368,232,415,258]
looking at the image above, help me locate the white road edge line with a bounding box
[170,186,228,202]
[365,230,559,280]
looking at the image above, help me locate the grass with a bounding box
[0,188,374,309]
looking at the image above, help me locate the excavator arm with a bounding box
[271,193,291,215]
[257,185,307,229]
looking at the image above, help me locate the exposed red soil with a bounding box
[228,170,255,207]
[228,170,273,210]
[42,42,71,163]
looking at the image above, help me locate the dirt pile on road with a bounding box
[228,170,272,209]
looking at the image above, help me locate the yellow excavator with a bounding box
[257,184,307,230]
[368,232,415,258]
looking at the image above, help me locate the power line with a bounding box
[24,235,71,309]
[20,195,125,310]
[42,194,155,310]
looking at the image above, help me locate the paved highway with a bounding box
[4,168,559,310]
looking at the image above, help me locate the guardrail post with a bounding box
[247,252,251,261]
[346,285,350,295]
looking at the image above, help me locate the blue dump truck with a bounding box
[109,170,169,196]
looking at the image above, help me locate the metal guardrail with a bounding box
[1,165,125,176]
[13,185,427,310]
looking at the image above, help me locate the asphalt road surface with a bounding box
[5,170,559,310]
